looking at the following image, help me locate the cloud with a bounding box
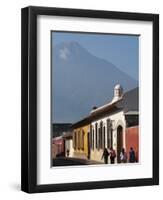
[59,47,70,60]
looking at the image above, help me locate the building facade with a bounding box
[89,85,139,163]
[62,132,74,157]
[72,123,91,159]
[72,84,139,164]
[52,136,65,158]
[90,109,126,163]
[126,125,139,162]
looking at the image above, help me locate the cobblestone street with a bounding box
[53,157,102,166]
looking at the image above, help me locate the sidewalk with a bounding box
[63,157,103,165]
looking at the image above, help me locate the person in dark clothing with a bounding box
[66,149,70,157]
[102,148,109,164]
[129,147,136,163]
[109,147,116,164]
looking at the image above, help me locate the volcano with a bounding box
[52,41,138,123]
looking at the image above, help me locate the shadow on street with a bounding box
[53,157,102,166]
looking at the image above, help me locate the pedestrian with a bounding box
[66,149,70,157]
[129,147,136,163]
[101,148,109,164]
[109,146,116,164]
[120,148,127,163]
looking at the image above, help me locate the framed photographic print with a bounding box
[21,6,159,193]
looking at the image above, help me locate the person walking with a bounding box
[120,148,127,163]
[101,148,109,164]
[66,149,70,157]
[129,147,136,163]
[109,147,116,164]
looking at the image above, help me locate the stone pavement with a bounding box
[53,157,103,166]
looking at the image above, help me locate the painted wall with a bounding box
[91,110,126,163]
[65,139,74,157]
[73,125,90,159]
[126,126,139,162]
[52,137,65,158]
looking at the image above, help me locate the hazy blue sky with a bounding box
[52,31,139,80]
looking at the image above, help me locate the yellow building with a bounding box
[72,119,90,159]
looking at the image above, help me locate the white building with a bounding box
[71,84,139,163]
[63,132,74,157]
[89,84,139,163]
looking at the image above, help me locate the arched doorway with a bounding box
[117,125,123,163]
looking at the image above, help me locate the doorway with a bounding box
[117,126,123,163]
[87,132,90,159]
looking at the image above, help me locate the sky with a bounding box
[51,31,139,123]
[52,31,139,81]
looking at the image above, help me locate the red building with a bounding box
[52,136,65,158]
[126,126,139,162]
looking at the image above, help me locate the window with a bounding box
[92,128,94,150]
[73,131,76,149]
[107,119,112,148]
[95,123,98,149]
[90,125,92,149]
[103,126,106,149]
[99,121,103,149]
[79,131,82,150]
[98,127,100,149]
[77,131,80,150]
[82,130,85,150]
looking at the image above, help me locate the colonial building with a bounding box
[52,136,65,158]
[72,122,91,159]
[62,132,74,157]
[72,84,139,163]
[52,123,73,159]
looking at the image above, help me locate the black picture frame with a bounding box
[21,6,159,193]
